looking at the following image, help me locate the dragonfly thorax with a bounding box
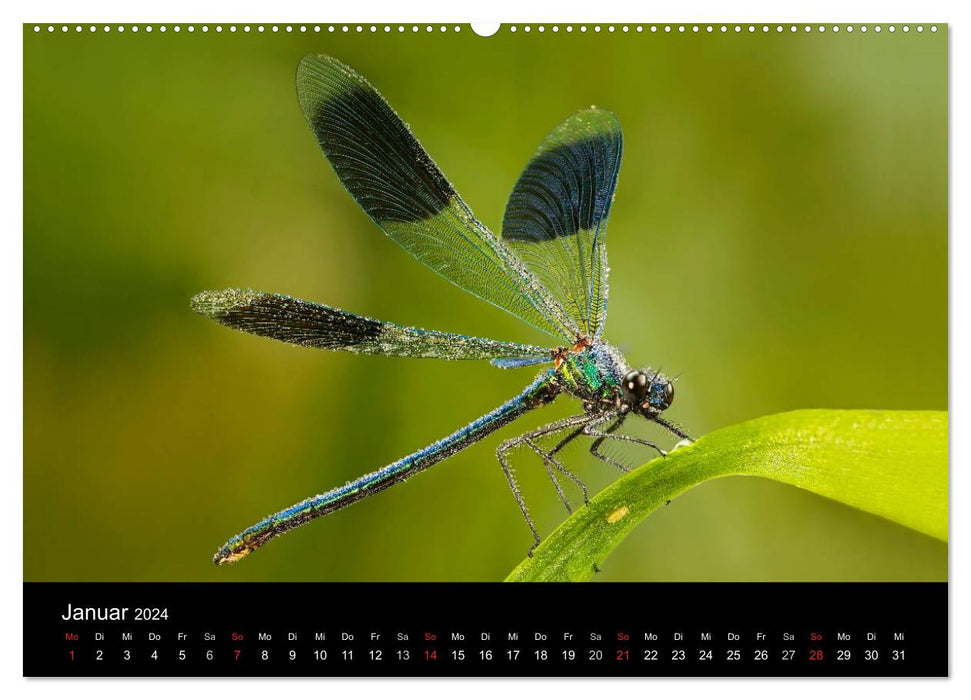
[556,342,629,406]
[556,342,674,417]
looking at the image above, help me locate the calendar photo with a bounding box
[22,20,948,677]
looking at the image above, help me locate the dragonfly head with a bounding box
[623,369,674,415]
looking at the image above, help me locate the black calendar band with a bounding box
[24,581,947,677]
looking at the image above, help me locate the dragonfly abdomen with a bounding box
[213,370,558,564]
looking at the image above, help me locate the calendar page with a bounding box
[22,19,948,677]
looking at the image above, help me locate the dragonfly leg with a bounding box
[546,421,627,491]
[524,437,589,507]
[549,426,584,456]
[652,414,694,442]
[589,414,633,472]
[547,428,593,502]
[583,413,667,459]
[552,411,633,472]
[523,438,571,513]
[496,443,541,554]
[496,414,592,556]
[522,416,592,506]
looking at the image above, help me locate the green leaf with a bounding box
[506,409,947,582]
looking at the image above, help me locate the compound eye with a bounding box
[623,371,649,401]
[647,380,675,410]
[662,380,675,408]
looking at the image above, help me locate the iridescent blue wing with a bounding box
[296,55,578,342]
[502,108,623,340]
[191,289,552,362]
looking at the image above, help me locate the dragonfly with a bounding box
[192,54,690,565]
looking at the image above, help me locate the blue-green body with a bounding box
[199,55,685,565]
[557,343,628,405]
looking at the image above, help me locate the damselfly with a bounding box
[193,55,690,565]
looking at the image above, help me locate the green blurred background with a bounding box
[24,25,947,582]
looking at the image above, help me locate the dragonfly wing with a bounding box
[502,108,622,339]
[296,55,577,342]
[490,356,552,370]
[192,289,552,362]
